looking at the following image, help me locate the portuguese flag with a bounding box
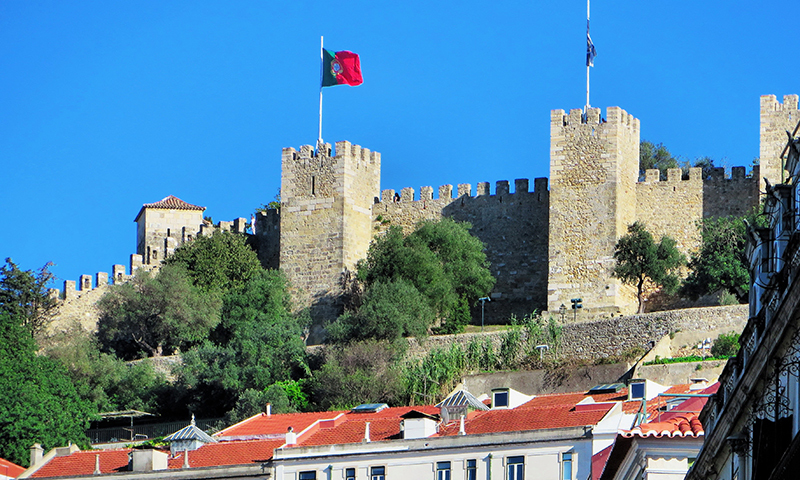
[321,49,363,87]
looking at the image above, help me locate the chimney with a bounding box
[286,426,297,445]
[94,454,101,475]
[183,449,190,469]
[266,403,272,416]
[459,415,466,436]
[30,443,43,467]
[363,422,371,443]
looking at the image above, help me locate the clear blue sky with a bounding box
[1,1,798,288]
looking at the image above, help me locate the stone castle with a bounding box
[56,94,800,325]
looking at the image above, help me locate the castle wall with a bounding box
[548,107,641,314]
[372,178,550,320]
[636,166,760,264]
[253,209,281,270]
[760,94,799,190]
[280,141,380,321]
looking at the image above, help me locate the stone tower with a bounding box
[134,195,206,265]
[760,94,800,190]
[547,107,640,314]
[280,141,380,321]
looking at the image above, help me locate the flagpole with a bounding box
[318,36,324,145]
[585,0,590,113]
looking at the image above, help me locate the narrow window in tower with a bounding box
[312,176,316,195]
[167,228,171,237]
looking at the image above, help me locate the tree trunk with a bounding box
[637,278,645,314]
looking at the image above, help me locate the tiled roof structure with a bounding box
[0,457,25,479]
[142,195,205,211]
[24,388,637,478]
[597,383,719,480]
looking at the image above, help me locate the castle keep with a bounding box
[57,95,799,324]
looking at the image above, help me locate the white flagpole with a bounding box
[585,0,590,113]
[318,36,324,145]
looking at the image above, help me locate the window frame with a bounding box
[561,452,573,480]
[299,471,317,480]
[370,465,386,480]
[345,468,356,480]
[507,455,524,480]
[436,461,451,480]
[466,459,477,480]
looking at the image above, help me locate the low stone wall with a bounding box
[405,305,748,362]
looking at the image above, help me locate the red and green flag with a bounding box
[321,49,363,87]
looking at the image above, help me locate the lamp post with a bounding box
[559,304,566,323]
[478,297,491,332]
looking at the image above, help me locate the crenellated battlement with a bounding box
[551,106,640,133]
[639,165,759,184]
[376,178,549,205]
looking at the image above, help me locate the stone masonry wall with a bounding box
[635,166,760,260]
[548,107,641,314]
[405,304,747,362]
[371,178,549,320]
[760,94,799,191]
[280,141,380,321]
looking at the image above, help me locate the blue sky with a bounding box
[1,1,798,288]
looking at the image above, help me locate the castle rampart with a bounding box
[548,106,641,314]
[760,94,799,190]
[371,178,549,321]
[280,141,380,321]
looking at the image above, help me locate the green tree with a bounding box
[165,229,263,294]
[639,140,680,180]
[711,332,741,357]
[0,313,95,466]
[41,324,171,414]
[0,258,57,337]
[97,265,222,360]
[613,222,686,314]
[356,219,495,334]
[310,340,404,410]
[177,270,307,417]
[683,214,757,302]
[326,279,436,343]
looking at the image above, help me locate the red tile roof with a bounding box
[0,457,25,478]
[143,195,205,211]
[31,449,131,478]
[216,410,344,438]
[30,440,285,478]
[592,444,614,480]
[437,404,613,436]
[621,383,718,438]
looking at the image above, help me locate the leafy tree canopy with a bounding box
[640,140,680,180]
[356,219,495,334]
[326,278,436,344]
[165,229,263,293]
[0,313,95,466]
[0,258,57,337]
[682,211,763,302]
[613,222,685,314]
[310,340,404,411]
[97,265,222,360]
[177,270,307,417]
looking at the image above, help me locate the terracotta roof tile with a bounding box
[31,449,131,478]
[437,404,613,436]
[592,444,614,480]
[0,457,26,478]
[621,383,719,438]
[143,195,205,211]
[216,410,345,438]
[30,440,285,478]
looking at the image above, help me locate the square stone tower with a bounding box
[760,94,800,190]
[548,107,640,314]
[280,141,380,321]
[134,195,206,265]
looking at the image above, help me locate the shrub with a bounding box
[711,332,741,357]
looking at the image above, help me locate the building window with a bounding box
[561,452,573,480]
[299,472,316,480]
[345,468,356,480]
[371,466,385,480]
[437,461,451,480]
[507,456,524,480]
[466,459,477,480]
[494,389,509,408]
